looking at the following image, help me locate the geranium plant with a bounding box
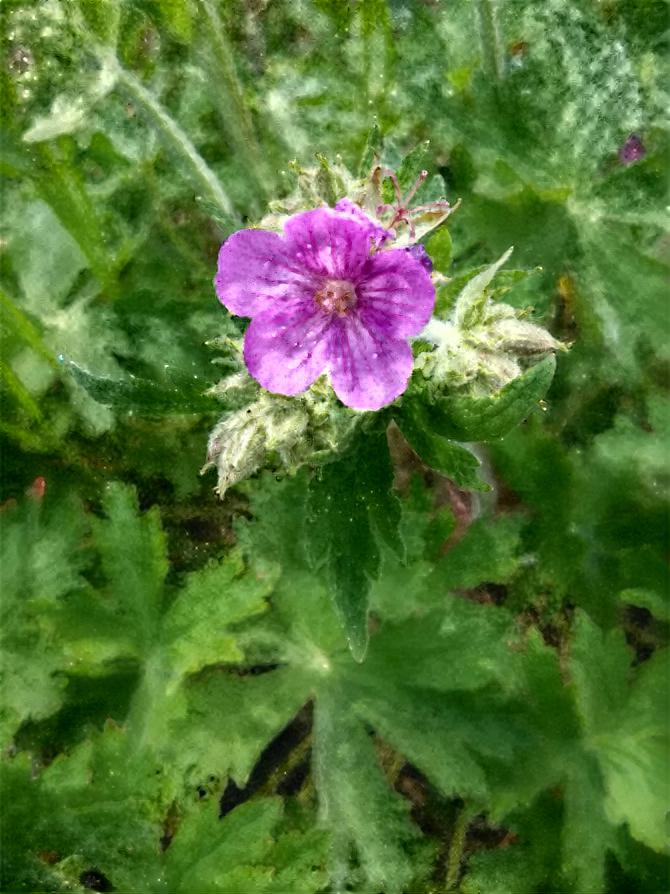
[1,2,667,893]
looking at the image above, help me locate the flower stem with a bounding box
[445,807,469,890]
[33,141,118,296]
[113,60,235,219]
[0,287,57,368]
[197,0,269,199]
[474,0,504,84]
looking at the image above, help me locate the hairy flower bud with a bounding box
[417,248,563,396]
[202,378,361,498]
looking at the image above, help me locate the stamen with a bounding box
[404,169,429,204]
[314,279,358,316]
[376,166,458,235]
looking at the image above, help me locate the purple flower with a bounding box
[215,206,435,411]
[405,243,433,273]
[618,133,646,165]
[333,198,393,248]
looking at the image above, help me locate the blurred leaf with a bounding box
[65,359,221,416]
[619,588,670,622]
[0,494,90,745]
[436,515,523,590]
[358,122,382,176]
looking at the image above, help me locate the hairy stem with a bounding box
[0,288,57,367]
[445,807,469,890]
[474,0,504,83]
[198,0,268,199]
[33,142,117,297]
[113,60,235,218]
[260,732,313,797]
[1,360,42,420]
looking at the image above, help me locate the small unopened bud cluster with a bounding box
[417,248,563,396]
[202,373,361,499]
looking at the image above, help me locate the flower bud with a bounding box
[417,248,563,396]
[202,379,362,498]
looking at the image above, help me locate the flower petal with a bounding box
[215,229,317,318]
[243,304,331,396]
[334,198,393,247]
[326,315,413,411]
[283,208,372,280]
[356,248,435,339]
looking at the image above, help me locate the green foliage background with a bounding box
[1,1,668,892]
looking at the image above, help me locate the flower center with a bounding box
[314,279,357,316]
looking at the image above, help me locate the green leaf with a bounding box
[306,430,401,660]
[314,153,346,206]
[7,200,86,314]
[394,140,431,194]
[562,755,616,893]
[395,405,489,491]
[619,588,670,622]
[370,478,456,620]
[64,359,221,416]
[432,354,557,442]
[462,795,562,894]
[162,552,277,678]
[599,652,670,855]
[0,287,57,368]
[358,430,404,557]
[570,613,670,853]
[436,515,524,590]
[31,144,117,295]
[146,0,194,43]
[454,246,514,330]
[358,122,382,176]
[165,797,328,894]
[78,0,121,43]
[95,483,168,644]
[313,685,419,894]
[0,495,90,744]
[0,357,42,419]
[172,668,309,789]
[32,726,165,893]
[425,224,452,273]
[576,220,670,373]
[361,600,520,695]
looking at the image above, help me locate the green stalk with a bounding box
[0,420,49,452]
[0,288,57,368]
[32,142,117,297]
[125,650,171,756]
[475,0,504,84]
[445,807,469,890]
[113,60,235,219]
[197,0,268,199]
[1,360,42,420]
[259,733,313,797]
